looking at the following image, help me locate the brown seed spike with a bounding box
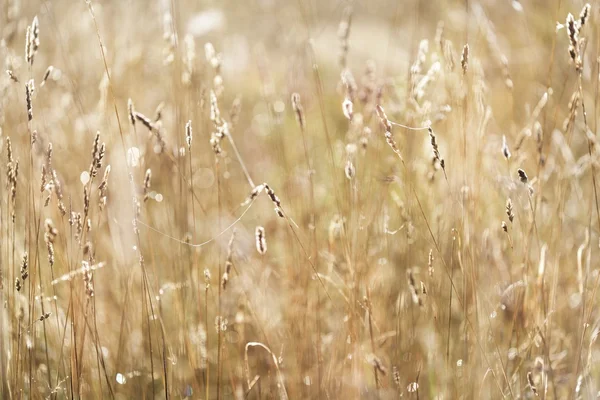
[24,16,39,67]
[39,312,51,322]
[264,184,284,217]
[83,261,94,297]
[134,111,157,132]
[40,164,47,193]
[264,184,281,207]
[31,16,39,53]
[506,198,514,223]
[83,187,90,216]
[46,142,53,168]
[517,168,528,183]
[566,13,580,67]
[255,226,267,255]
[291,93,305,130]
[89,132,104,177]
[461,44,469,74]
[376,105,405,162]
[428,249,434,276]
[429,127,445,172]
[241,183,265,206]
[25,26,32,66]
[393,366,401,388]
[6,137,13,163]
[185,120,192,149]
[580,4,591,27]
[375,105,392,133]
[21,252,28,281]
[25,80,34,122]
[46,241,55,267]
[52,169,63,200]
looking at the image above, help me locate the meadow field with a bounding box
[1,0,600,398]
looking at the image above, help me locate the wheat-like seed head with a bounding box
[506,198,514,222]
[25,26,32,66]
[255,226,267,255]
[375,105,405,162]
[185,120,192,149]
[20,252,28,282]
[39,312,51,322]
[429,127,445,171]
[461,44,469,74]
[428,249,434,276]
[25,79,34,122]
[580,4,591,27]
[517,168,528,183]
[83,261,95,298]
[566,13,582,69]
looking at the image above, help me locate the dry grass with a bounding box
[2,0,600,399]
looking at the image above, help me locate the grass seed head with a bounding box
[461,44,469,74]
[517,168,528,183]
[255,226,267,255]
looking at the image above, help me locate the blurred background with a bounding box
[2,0,600,399]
